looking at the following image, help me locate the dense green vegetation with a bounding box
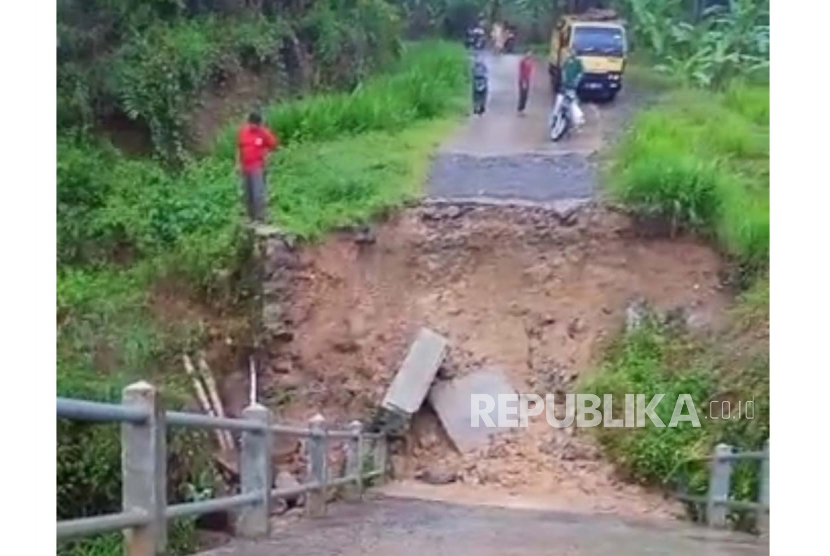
[617,0,769,87]
[58,0,402,162]
[608,82,769,271]
[606,0,769,274]
[57,39,467,554]
[582,289,769,527]
[591,1,769,530]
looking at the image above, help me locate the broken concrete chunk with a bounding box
[428,368,518,453]
[382,328,448,415]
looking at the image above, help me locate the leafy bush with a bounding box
[57,43,467,556]
[582,316,769,518]
[617,0,769,87]
[111,15,291,162]
[58,1,402,160]
[608,83,769,267]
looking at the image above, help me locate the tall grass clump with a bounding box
[57,39,468,555]
[214,41,467,155]
[608,83,769,268]
[582,316,769,527]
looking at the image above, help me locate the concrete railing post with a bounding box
[344,420,363,502]
[236,404,272,538]
[706,443,733,528]
[306,414,328,517]
[374,434,388,484]
[122,381,167,556]
[757,440,770,534]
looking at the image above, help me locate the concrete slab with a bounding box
[381,328,448,415]
[428,368,518,452]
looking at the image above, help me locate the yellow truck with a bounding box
[548,10,628,100]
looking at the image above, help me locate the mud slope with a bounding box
[263,204,729,518]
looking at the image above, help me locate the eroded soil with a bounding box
[259,203,729,519]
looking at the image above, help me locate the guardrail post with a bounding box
[307,414,328,517]
[122,381,166,556]
[374,433,388,484]
[344,420,363,502]
[236,403,272,538]
[706,443,733,528]
[757,440,770,534]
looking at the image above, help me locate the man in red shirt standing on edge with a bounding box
[518,50,534,115]
[238,111,278,222]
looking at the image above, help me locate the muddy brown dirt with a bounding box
[260,204,728,518]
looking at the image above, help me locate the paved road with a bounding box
[428,52,610,204]
[427,52,648,204]
[198,495,768,556]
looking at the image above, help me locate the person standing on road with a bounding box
[517,50,534,115]
[472,55,489,116]
[237,111,278,222]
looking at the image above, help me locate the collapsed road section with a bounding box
[231,202,728,518]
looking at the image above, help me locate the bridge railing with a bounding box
[666,441,769,532]
[56,381,388,555]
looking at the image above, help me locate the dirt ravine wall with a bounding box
[241,203,729,517]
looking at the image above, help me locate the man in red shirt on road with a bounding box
[518,51,534,115]
[237,111,278,222]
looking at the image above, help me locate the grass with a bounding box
[57,40,468,553]
[594,67,769,529]
[607,81,769,270]
[269,119,456,236]
[581,311,769,526]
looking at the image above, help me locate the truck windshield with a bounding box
[572,26,624,57]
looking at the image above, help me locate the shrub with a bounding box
[608,85,769,267]
[57,41,468,556]
[582,317,769,515]
[617,0,769,88]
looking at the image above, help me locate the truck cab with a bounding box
[549,12,627,100]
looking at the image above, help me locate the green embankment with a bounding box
[591,57,769,528]
[57,40,468,555]
[608,81,769,272]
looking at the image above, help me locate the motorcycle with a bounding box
[466,27,486,51]
[473,73,488,115]
[548,89,585,142]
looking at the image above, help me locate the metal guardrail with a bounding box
[666,442,769,531]
[56,381,389,555]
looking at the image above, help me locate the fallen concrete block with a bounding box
[429,368,518,453]
[382,328,448,416]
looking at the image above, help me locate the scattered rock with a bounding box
[415,467,459,485]
[664,306,689,332]
[567,317,585,339]
[625,297,650,332]
[331,338,360,353]
[354,225,376,245]
[274,470,305,508]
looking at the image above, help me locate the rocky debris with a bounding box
[257,204,727,518]
[353,225,377,245]
[415,467,459,485]
[625,296,650,332]
[255,229,298,342]
[437,350,464,380]
[559,439,600,462]
[419,204,472,221]
[272,436,302,463]
[274,470,305,508]
[567,317,586,339]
